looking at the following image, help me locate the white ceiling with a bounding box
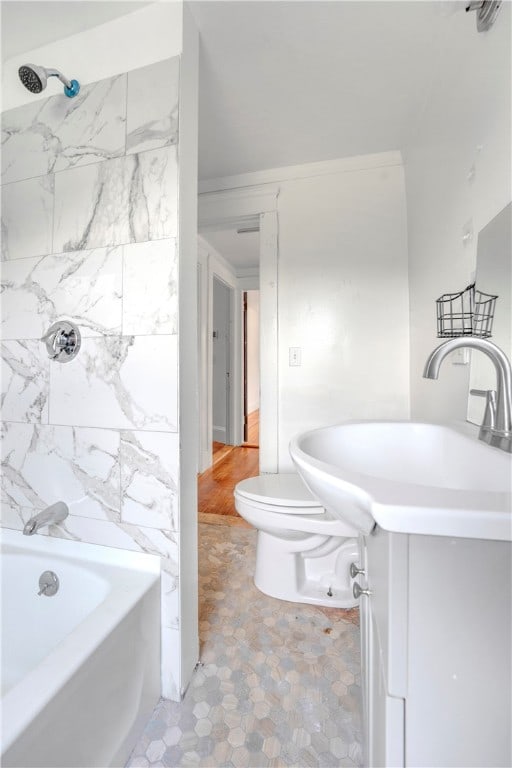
[1,0,497,271]
[2,1,465,183]
[191,0,454,181]
[202,227,260,272]
[0,1,150,61]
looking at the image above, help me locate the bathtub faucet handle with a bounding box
[38,570,59,597]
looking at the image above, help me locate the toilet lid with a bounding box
[235,473,324,514]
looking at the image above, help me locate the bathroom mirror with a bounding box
[467,203,512,425]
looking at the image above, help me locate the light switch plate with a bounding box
[452,348,470,365]
[289,347,301,366]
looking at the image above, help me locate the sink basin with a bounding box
[289,421,512,541]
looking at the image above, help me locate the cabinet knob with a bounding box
[353,581,372,599]
[350,562,365,579]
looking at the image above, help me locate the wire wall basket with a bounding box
[436,283,498,338]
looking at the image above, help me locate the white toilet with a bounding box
[234,473,359,608]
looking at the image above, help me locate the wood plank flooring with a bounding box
[243,409,259,447]
[212,441,235,465]
[198,444,258,525]
[199,410,260,527]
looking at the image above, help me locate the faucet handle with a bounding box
[470,388,497,429]
[41,321,81,363]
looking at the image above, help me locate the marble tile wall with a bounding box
[1,57,182,700]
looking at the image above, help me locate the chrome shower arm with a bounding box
[45,68,72,89]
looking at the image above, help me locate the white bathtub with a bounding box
[0,528,161,768]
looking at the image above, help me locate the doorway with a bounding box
[198,187,279,474]
[197,231,260,521]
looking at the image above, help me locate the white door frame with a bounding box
[197,238,241,471]
[198,186,279,473]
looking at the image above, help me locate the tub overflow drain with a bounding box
[38,571,59,597]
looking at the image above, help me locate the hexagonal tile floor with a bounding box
[126,523,362,767]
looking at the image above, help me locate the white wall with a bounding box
[200,152,411,472]
[404,3,511,425]
[177,2,199,699]
[1,1,201,701]
[246,290,260,414]
[277,160,410,469]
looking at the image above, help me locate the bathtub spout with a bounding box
[23,502,69,535]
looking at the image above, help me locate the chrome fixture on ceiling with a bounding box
[18,64,80,97]
[465,0,502,32]
[236,226,260,235]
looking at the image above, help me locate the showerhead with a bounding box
[18,63,46,93]
[18,64,80,98]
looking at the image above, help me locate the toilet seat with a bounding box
[235,473,324,515]
[237,494,355,536]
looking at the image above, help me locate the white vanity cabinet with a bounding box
[358,528,511,768]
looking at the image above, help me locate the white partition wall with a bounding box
[1,2,200,700]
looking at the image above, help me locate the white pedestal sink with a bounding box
[290,420,512,767]
[289,420,512,541]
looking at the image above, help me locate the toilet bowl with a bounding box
[234,473,359,608]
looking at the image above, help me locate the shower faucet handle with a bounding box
[41,321,81,363]
[42,328,66,354]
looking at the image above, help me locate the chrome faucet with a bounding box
[423,338,512,453]
[23,502,69,535]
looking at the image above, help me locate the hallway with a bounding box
[198,411,259,526]
[198,447,257,526]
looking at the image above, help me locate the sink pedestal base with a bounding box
[359,527,511,767]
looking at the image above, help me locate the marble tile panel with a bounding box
[121,430,179,530]
[48,514,142,548]
[126,58,179,155]
[129,526,179,561]
[49,335,178,431]
[1,422,120,520]
[1,175,54,260]
[53,146,178,252]
[1,247,122,340]
[1,340,49,423]
[1,99,42,182]
[44,515,178,560]
[123,239,178,335]
[1,75,126,185]
[0,501,30,531]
